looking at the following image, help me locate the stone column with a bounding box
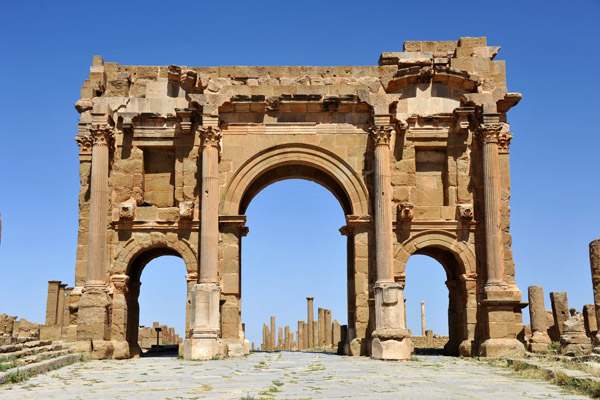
[420,301,426,336]
[297,321,304,351]
[590,238,600,349]
[325,309,332,348]
[56,284,66,327]
[284,326,290,350]
[306,297,314,348]
[369,121,410,361]
[550,292,569,336]
[312,321,319,349]
[270,316,276,351]
[185,126,222,360]
[77,119,114,346]
[62,287,73,329]
[476,111,523,358]
[45,281,60,325]
[583,304,597,338]
[318,308,325,347]
[527,286,551,352]
[278,326,283,351]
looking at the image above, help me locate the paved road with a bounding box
[0,352,588,399]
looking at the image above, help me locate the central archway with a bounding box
[220,143,373,355]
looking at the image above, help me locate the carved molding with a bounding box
[199,126,222,149]
[476,122,512,152]
[119,200,136,221]
[368,124,394,146]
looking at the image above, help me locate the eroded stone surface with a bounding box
[0,352,588,399]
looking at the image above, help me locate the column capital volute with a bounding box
[198,125,222,150]
[368,124,394,147]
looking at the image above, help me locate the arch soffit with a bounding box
[395,230,476,278]
[111,232,198,278]
[221,143,370,216]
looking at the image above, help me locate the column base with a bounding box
[527,331,552,353]
[458,339,473,357]
[478,338,525,357]
[183,333,223,360]
[77,286,110,341]
[371,337,411,360]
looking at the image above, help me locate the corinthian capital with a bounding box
[368,125,394,147]
[75,134,93,154]
[476,122,512,152]
[199,126,222,149]
[89,123,115,148]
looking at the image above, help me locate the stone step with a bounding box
[0,340,53,354]
[0,343,64,360]
[0,354,80,385]
[15,349,73,367]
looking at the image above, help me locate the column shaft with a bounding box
[200,138,219,283]
[373,142,394,283]
[482,136,503,285]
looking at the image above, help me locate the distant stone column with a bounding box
[590,238,600,348]
[325,309,332,348]
[550,292,569,336]
[45,281,61,325]
[312,321,319,348]
[318,308,325,347]
[307,297,314,348]
[297,321,304,351]
[332,319,341,347]
[369,121,410,360]
[284,326,290,350]
[583,304,598,337]
[62,287,73,328]
[527,286,551,352]
[302,321,308,350]
[56,284,67,327]
[420,301,426,336]
[278,326,283,350]
[270,316,276,351]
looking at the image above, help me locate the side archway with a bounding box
[221,143,370,216]
[394,230,477,356]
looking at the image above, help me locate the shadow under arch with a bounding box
[221,143,370,216]
[395,230,477,356]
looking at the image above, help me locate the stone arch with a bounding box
[395,230,476,279]
[221,143,370,216]
[395,230,477,356]
[111,232,198,279]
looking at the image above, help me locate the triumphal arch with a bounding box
[66,37,525,360]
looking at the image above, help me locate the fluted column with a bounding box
[477,116,506,288]
[199,126,221,283]
[307,297,314,348]
[370,125,395,284]
[369,122,410,361]
[184,125,223,360]
[87,123,114,286]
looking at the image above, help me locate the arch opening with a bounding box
[241,179,348,352]
[124,249,189,357]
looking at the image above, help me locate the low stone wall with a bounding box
[411,335,449,349]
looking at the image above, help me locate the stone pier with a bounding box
[590,238,600,350]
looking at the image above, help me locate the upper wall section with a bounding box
[77,36,516,119]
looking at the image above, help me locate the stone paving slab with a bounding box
[0,352,589,399]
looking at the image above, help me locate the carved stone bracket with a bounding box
[457,204,474,223]
[453,107,475,134]
[119,199,136,221]
[179,201,194,220]
[397,202,414,222]
[176,109,194,134]
[118,112,138,133]
[368,125,394,146]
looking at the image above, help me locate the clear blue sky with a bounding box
[0,1,599,347]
